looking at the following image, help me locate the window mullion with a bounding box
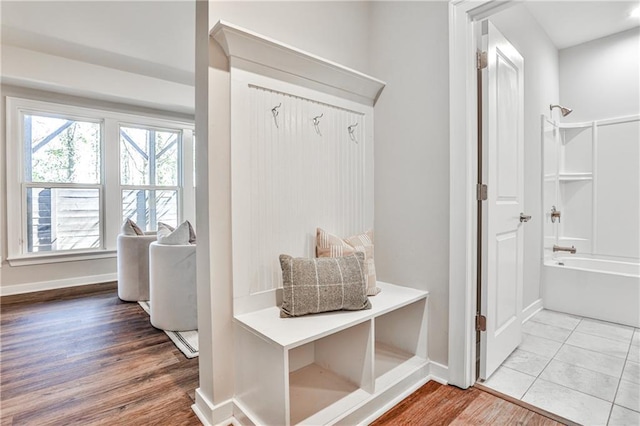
[104,118,121,250]
[149,129,157,228]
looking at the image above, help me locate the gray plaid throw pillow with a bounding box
[279,252,371,318]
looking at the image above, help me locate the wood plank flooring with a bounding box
[1,284,565,426]
[372,381,565,426]
[0,284,200,426]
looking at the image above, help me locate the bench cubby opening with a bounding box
[374,298,428,389]
[289,321,373,425]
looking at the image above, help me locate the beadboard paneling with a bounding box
[231,70,373,313]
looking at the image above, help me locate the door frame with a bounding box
[447,0,516,389]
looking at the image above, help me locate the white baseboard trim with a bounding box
[522,298,543,324]
[428,360,449,384]
[0,273,117,297]
[192,389,236,426]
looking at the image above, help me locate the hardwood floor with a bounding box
[372,381,565,426]
[0,283,200,426]
[1,284,565,426]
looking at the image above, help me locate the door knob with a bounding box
[520,213,532,223]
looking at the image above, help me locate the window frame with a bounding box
[6,97,194,266]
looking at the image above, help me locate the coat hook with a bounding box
[313,113,323,136]
[271,103,281,128]
[348,123,358,143]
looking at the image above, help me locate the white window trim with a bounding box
[5,97,195,266]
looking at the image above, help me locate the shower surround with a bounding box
[542,114,640,328]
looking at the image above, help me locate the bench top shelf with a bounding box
[234,282,429,350]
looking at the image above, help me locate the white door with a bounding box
[479,21,526,380]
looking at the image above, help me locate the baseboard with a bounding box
[428,360,449,384]
[192,388,236,426]
[0,273,117,297]
[522,298,543,324]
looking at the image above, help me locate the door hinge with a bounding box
[477,51,488,70]
[476,314,487,332]
[476,183,488,201]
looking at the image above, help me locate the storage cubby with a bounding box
[374,299,428,389]
[289,322,373,425]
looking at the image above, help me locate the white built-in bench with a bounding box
[234,282,429,426]
[211,21,431,426]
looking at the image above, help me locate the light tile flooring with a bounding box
[483,309,640,425]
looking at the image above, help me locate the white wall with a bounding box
[490,4,560,310]
[560,27,640,123]
[209,1,372,73]
[559,28,640,260]
[369,1,450,367]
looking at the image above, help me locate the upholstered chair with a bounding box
[116,232,157,301]
[148,241,197,331]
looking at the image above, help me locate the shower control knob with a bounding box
[520,213,532,223]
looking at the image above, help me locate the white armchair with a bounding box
[148,242,197,331]
[117,232,157,302]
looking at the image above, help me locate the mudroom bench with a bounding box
[234,282,429,426]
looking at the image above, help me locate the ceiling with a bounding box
[1,1,195,85]
[525,1,640,49]
[1,0,638,84]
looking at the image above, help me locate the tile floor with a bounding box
[483,309,640,425]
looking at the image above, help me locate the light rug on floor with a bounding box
[138,301,199,359]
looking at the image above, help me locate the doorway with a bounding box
[451,2,640,425]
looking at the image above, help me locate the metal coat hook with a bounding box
[348,123,358,143]
[312,113,323,136]
[271,103,281,128]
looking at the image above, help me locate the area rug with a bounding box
[138,301,199,359]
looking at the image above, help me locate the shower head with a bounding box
[550,104,573,117]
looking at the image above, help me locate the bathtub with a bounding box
[542,256,640,328]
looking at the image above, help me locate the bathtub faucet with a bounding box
[553,244,576,254]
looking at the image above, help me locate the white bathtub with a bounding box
[542,256,640,328]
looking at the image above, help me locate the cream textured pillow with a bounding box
[121,218,144,236]
[157,222,175,240]
[157,221,189,245]
[157,221,196,245]
[279,252,371,318]
[316,228,380,296]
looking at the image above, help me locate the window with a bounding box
[6,98,194,265]
[24,114,102,252]
[120,126,180,231]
